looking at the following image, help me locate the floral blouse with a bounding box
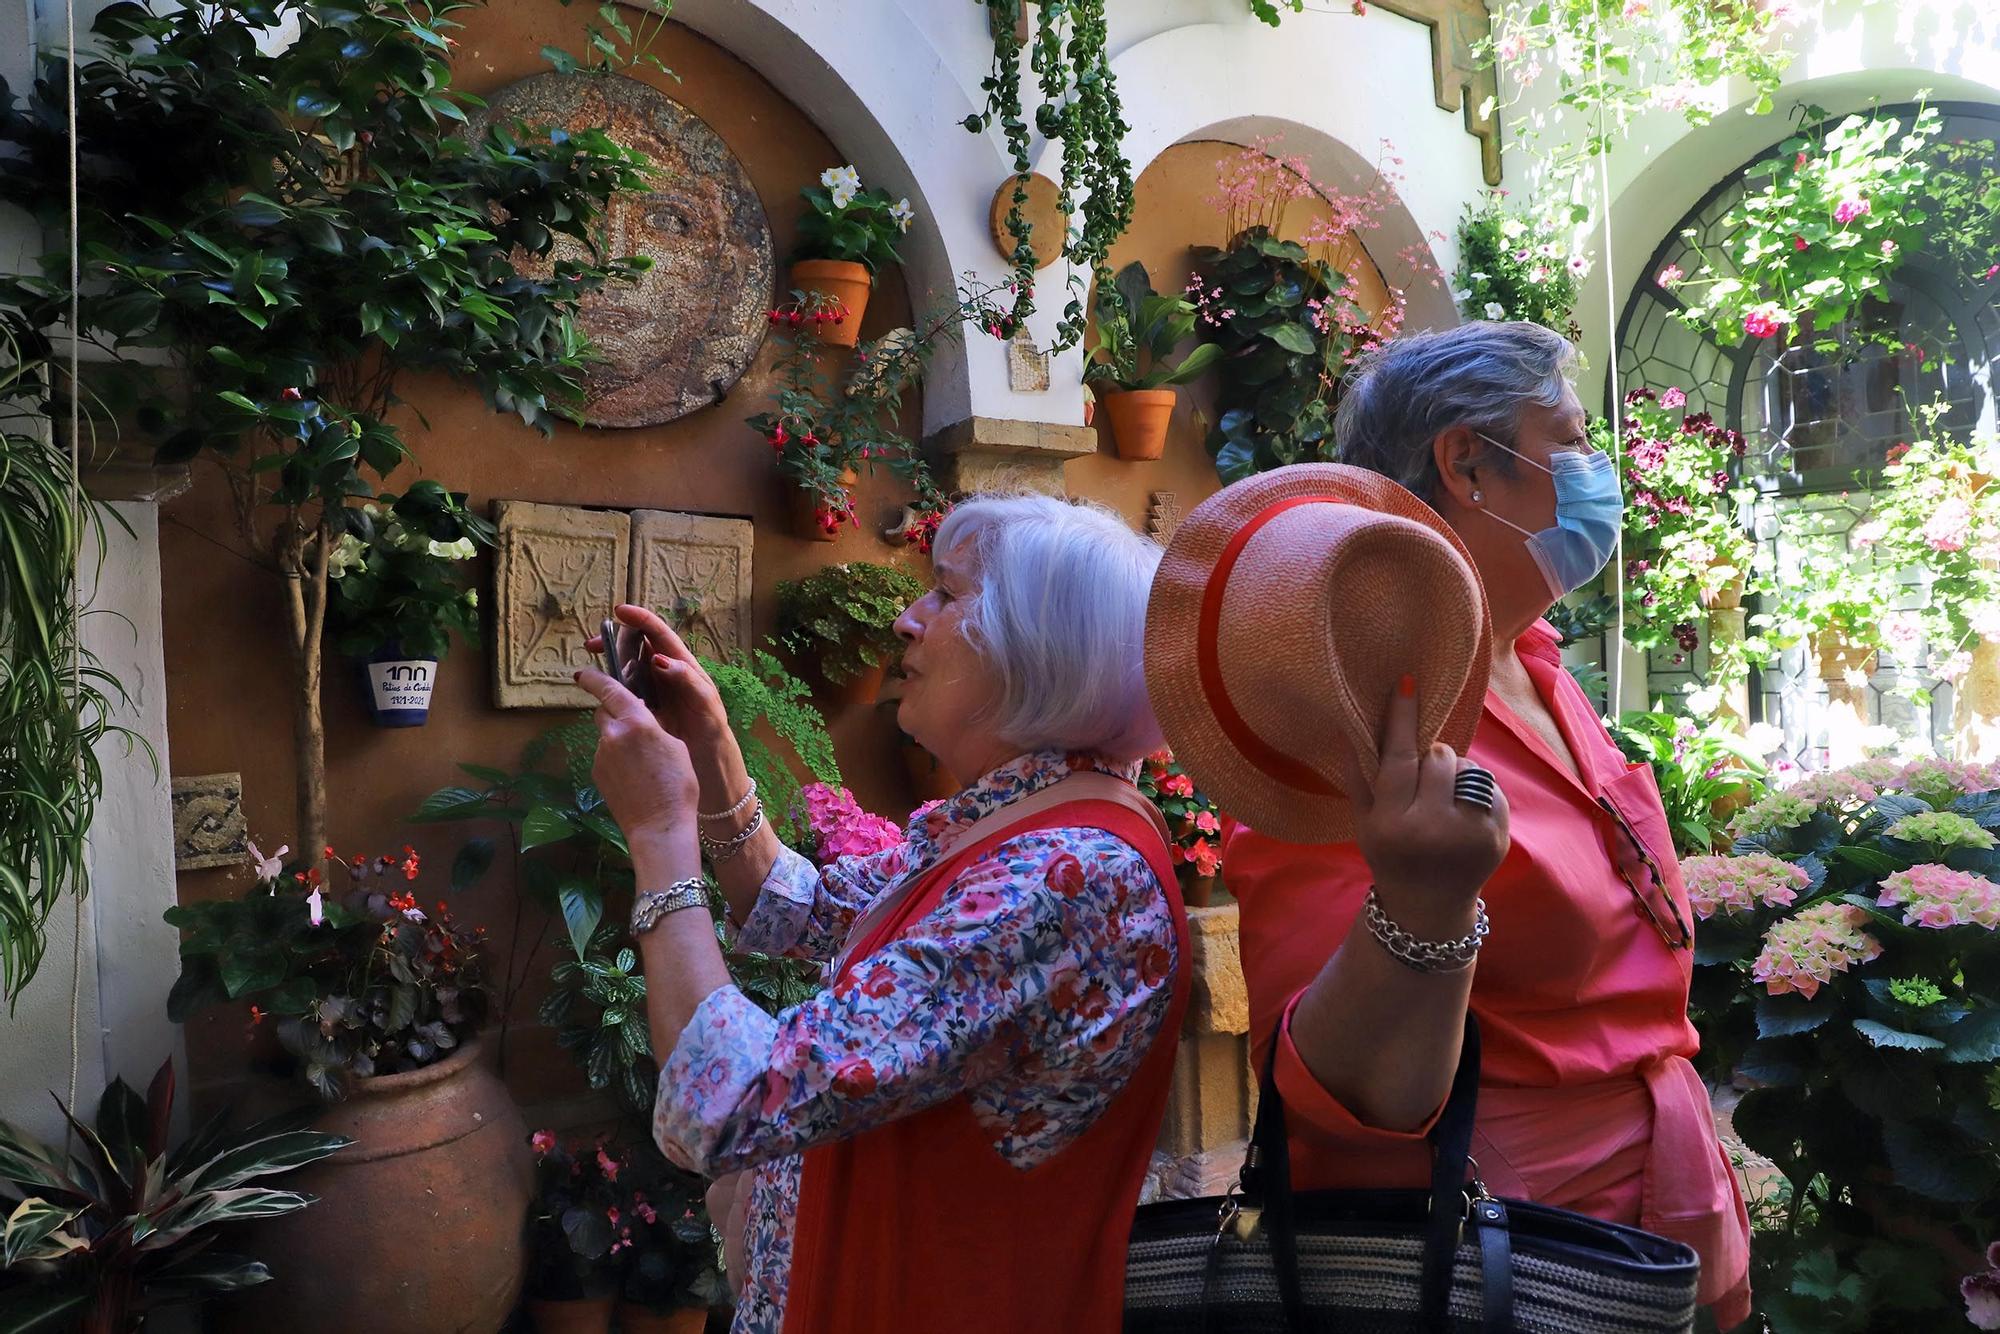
[651,750,1181,1334]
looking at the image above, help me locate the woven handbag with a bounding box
[1125,1019,1701,1333]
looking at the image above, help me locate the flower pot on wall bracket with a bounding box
[822,660,888,711]
[790,468,860,543]
[360,642,438,727]
[789,259,871,348]
[1100,388,1176,461]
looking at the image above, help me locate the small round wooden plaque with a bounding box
[988,172,1068,271]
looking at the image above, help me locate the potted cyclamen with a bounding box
[1085,261,1222,461]
[1138,748,1226,907]
[775,561,927,707]
[789,164,914,349]
[325,482,492,726]
[166,843,530,1334]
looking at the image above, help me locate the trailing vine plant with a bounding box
[965,0,1135,352]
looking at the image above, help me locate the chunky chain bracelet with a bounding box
[698,800,765,865]
[1362,888,1489,974]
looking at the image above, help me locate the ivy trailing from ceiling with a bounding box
[965,0,1135,352]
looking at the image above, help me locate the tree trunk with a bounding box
[282,506,333,878]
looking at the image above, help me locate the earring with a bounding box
[1470,489,1484,503]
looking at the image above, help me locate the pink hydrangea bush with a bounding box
[801,783,905,865]
[1877,864,2000,929]
[1750,902,1883,999]
[1683,852,1809,919]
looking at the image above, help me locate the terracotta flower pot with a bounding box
[820,659,887,711]
[1701,564,1746,612]
[530,1296,617,1334]
[615,1305,708,1334]
[789,259,871,348]
[1815,629,1878,683]
[790,467,859,543]
[1178,868,1218,909]
[1100,388,1176,461]
[214,1039,533,1334]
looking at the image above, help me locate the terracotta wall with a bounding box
[160,5,924,1116]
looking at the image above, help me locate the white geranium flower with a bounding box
[326,531,368,580]
[889,198,915,233]
[1742,722,1785,757]
[1684,684,1723,717]
[1484,301,1507,320]
[821,164,862,209]
[427,537,477,561]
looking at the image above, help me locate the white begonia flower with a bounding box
[1484,302,1507,320]
[1742,722,1786,758]
[326,531,368,580]
[821,165,862,210]
[889,198,915,233]
[427,537,477,561]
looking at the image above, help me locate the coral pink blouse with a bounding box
[1225,620,1752,1327]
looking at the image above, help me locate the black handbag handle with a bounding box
[1245,1015,1487,1333]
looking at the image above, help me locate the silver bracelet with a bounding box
[698,777,757,825]
[1362,888,1489,974]
[698,800,765,864]
[632,877,710,936]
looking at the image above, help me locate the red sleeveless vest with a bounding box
[779,798,1190,1334]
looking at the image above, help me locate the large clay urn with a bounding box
[217,1039,533,1334]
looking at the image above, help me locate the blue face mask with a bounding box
[1474,434,1624,600]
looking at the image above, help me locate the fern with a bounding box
[701,649,839,849]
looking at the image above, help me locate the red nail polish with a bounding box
[1398,673,1415,697]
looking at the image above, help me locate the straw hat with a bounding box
[1144,464,1492,846]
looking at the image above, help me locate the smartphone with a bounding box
[597,617,655,707]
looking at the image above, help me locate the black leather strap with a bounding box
[1249,1017,1488,1334]
[1473,1197,1514,1334]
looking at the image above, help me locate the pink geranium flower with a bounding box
[1656,263,1684,288]
[1660,387,1687,409]
[1833,195,1871,224]
[1742,303,1788,339]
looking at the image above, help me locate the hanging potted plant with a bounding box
[775,561,927,707]
[0,1060,349,1334]
[1138,748,1226,908]
[1084,261,1222,462]
[165,843,530,1334]
[325,483,491,727]
[789,166,914,349]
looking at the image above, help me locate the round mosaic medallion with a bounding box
[473,72,773,428]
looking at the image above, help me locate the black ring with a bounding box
[1453,767,1497,810]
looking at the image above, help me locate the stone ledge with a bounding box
[1187,902,1248,1036]
[924,415,1099,496]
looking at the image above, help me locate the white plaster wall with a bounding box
[0,0,182,1144]
[665,0,1488,429]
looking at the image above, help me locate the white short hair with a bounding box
[932,492,1164,762]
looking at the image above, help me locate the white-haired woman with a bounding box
[579,493,1190,1334]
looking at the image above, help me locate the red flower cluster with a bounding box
[767,302,848,330]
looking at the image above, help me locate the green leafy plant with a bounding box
[0,326,144,1004]
[617,1140,730,1314]
[1612,710,1768,856]
[967,0,1134,351]
[1669,102,1942,350]
[326,482,494,660]
[163,844,489,1099]
[541,922,654,1113]
[1684,756,2000,1330]
[1545,590,1616,648]
[795,166,912,273]
[0,0,653,872]
[1453,193,1585,337]
[523,1131,725,1311]
[0,1058,350,1333]
[1760,500,1899,668]
[775,562,925,687]
[1083,262,1222,394]
[747,284,1007,533]
[1189,230,1378,483]
[524,1130,627,1303]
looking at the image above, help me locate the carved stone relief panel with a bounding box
[1145,491,1182,544]
[171,773,247,871]
[470,73,774,427]
[494,501,631,708]
[630,511,754,663]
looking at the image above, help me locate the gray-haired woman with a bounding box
[578,493,1190,1334]
[1223,322,1753,1326]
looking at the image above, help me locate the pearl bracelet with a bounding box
[1362,888,1489,974]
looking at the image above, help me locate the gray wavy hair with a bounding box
[930,493,1164,762]
[1334,322,1578,501]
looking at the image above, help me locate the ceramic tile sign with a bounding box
[469,73,774,427]
[630,511,754,664]
[362,649,437,727]
[494,501,632,709]
[171,772,248,871]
